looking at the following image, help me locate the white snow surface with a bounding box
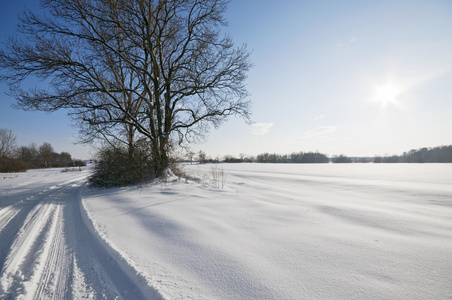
[1,163,452,299]
[0,168,162,299]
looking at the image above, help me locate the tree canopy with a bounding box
[0,0,252,176]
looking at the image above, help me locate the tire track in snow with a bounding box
[0,185,65,298]
[0,186,53,275]
[32,203,71,300]
[0,208,19,235]
[0,176,163,299]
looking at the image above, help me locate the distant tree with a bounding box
[198,151,207,164]
[256,153,268,163]
[223,155,242,163]
[53,151,73,167]
[332,155,352,163]
[257,151,329,163]
[290,151,329,163]
[0,129,16,160]
[0,136,82,171]
[354,157,371,163]
[16,144,39,168]
[436,145,452,162]
[39,143,54,168]
[238,153,254,163]
[381,155,400,163]
[0,0,252,177]
[400,145,452,163]
[186,151,195,164]
[414,148,426,163]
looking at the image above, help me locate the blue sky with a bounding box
[1,0,452,159]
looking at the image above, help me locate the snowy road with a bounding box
[0,169,162,299]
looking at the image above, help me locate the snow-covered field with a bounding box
[1,164,451,299]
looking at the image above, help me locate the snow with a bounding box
[0,168,162,299]
[1,164,452,299]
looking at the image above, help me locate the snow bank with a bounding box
[82,163,452,299]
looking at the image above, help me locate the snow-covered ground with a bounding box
[0,168,162,299]
[1,164,452,299]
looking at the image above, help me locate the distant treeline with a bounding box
[221,152,347,164]
[255,152,330,163]
[0,129,85,172]
[374,145,452,163]
[195,145,452,164]
[1,143,86,172]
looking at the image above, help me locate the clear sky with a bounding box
[1,0,452,159]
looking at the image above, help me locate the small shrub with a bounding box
[89,146,155,187]
[210,165,226,189]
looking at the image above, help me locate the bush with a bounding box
[89,146,155,187]
[73,159,87,167]
[0,157,29,173]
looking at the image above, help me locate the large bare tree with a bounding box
[0,0,252,176]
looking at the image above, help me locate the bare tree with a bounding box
[16,143,39,167]
[39,142,54,168]
[0,0,252,176]
[0,129,17,160]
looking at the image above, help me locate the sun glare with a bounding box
[374,83,400,107]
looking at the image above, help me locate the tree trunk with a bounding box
[126,124,135,159]
[150,138,169,177]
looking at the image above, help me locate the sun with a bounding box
[374,83,400,107]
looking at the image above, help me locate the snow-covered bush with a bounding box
[89,146,155,187]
